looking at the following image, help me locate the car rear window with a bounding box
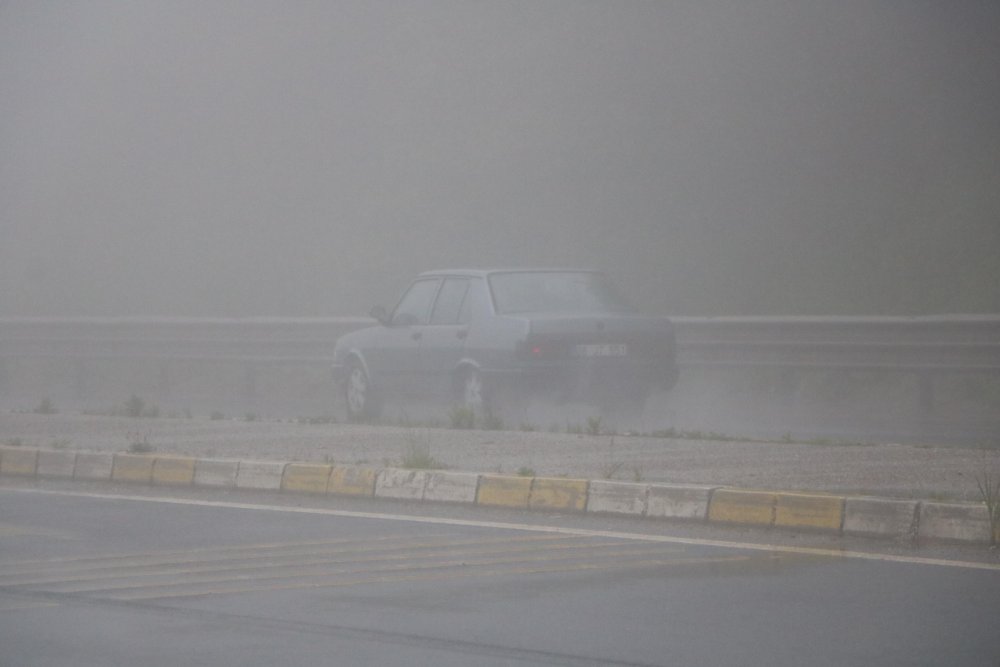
[488,272,635,315]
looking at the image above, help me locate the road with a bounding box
[1,483,998,666]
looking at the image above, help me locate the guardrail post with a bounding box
[243,363,257,400]
[157,361,171,399]
[74,360,89,399]
[918,372,934,416]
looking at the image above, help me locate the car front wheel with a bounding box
[345,361,379,422]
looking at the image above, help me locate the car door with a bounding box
[365,278,441,397]
[420,277,472,399]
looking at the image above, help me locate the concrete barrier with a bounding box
[112,454,155,483]
[843,497,918,539]
[918,502,993,544]
[647,484,715,520]
[477,475,532,508]
[74,452,114,480]
[423,471,480,504]
[281,463,333,494]
[152,457,196,486]
[3,447,994,546]
[529,477,588,512]
[775,493,845,532]
[37,450,77,478]
[328,466,378,497]
[708,489,777,526]
[586,480,648,516]
[194,459,239,487]
[236,460,286,490]
[0,448,38,476]
[375,469,430,500]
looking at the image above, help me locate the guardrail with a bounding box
[1,316,998,441]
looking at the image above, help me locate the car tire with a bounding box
[460,368,487,413]
[345,360,380,422]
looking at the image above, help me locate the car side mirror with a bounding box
[369,305,389,325]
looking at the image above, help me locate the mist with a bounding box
[2,1,999,318]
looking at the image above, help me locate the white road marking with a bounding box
[5,487,999,572]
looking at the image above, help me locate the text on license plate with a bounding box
[573,344,628,357]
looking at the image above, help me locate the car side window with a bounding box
[391,279,440,326]
[462,278,491,321]
[430,278,470,325]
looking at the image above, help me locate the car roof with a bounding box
[416,268,602,279]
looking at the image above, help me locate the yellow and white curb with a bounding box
[1,446,995,545]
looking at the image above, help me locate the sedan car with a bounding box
[331,269,678,422]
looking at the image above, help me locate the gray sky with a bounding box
[2,1,998,317]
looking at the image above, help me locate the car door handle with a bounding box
[411,331,422,341]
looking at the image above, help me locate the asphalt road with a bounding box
[1,485,998,666]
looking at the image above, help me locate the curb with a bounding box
[1,446,996,545]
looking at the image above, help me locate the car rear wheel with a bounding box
[461,368,486,412]
[345,361,380,422]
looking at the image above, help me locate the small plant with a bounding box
[566,422,583,435]
[449,405,476,430]
[33,397,57,415]
[600,461,624,479]
[4,438,24,447]
[126,431,154,453]
[49,439,72,450]
[141,404,160,419]
[631,466,644,482]
[519,422,537,432]
[974,459,1000,546]
[480,410,504,431]
[399,430,446,469]
[123,394,145,418]
[244,412,257,422]
[210,411,226,421]
[516,466,535,477]
[586,416,602,436]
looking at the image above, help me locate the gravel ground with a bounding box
[2,412,997,502]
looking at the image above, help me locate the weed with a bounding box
[33,397,57,415]
[4,438,24,447]
[516,466,535,477]
[480,410,504,431]
[126,431,154,453]
[141,404,160,419]
[631,466,644,482]
[600,461,624,479]
[547,423,561,433]
[586,416,602,436]
[399,430,446,469]
[49,439,72,450]
[449,405,476,430]
[519,422,538,432]
[123,394,145,418]
[244,412,257,422]
[974,457,1000,546]
[323,454,335,465]
[210,411,226,421]
[566,422,583,435]
[298,415,337,425]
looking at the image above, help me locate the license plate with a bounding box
[573,344,628,357]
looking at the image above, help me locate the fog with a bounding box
[2,1,999,318]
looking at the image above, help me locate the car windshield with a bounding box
[488,271,636,315]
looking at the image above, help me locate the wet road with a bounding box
[1,487,998,666]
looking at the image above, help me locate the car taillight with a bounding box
[517,340,547,360]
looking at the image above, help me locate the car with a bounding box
[331,269,679,422]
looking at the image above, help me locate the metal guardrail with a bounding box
[1,316,997,443]
[2,315,998,371]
